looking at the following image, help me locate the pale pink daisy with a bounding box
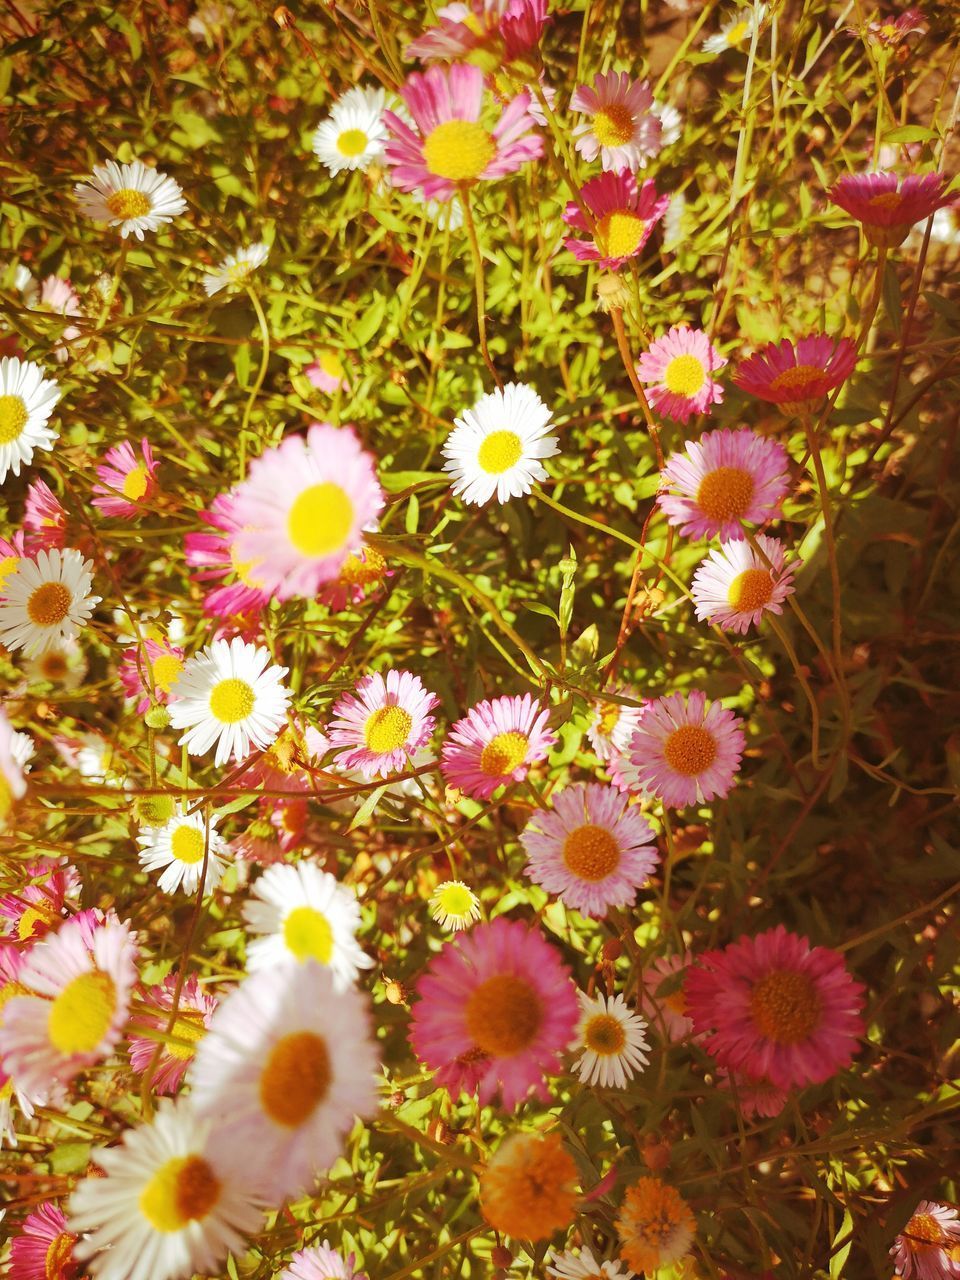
[639,952,695,1041]
[691,534,797,634]
[828,170,956,248]
[0,856,81,943]
[279,1241,368,1280]
[619,689,746,809]
[184,488,272,618]
[405,0,505,61]
[520,782,659,917]
[119,636,185,711]
[636,326,727,424]
[586,683,648,764]
[563,171,669,269]
[9,1200,80,1280]
[657,427,791,541]
[891,1201,960,1280]
[230,424,384,600]
[440,693,556,800]
[327,669,439,780]
[733,334,857,417]
[23,478,66,551]
[383,63,542,201]
[408,916,578,1108]
[127,972,218,1095]
[91,438,158,518]
[27,275,82,364]
[570,71,662,172]
[722,1070,789,1119]
[685,925,866,1089]
[305,349,348,394]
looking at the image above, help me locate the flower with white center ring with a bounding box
[691,534,798,634]
[442,381,559,506]
[137,805,228,897]
[75,159,187,240]
[571,989,650,1088]
[327,668,439,780]
[0,356,61,485]
[167,637,291,767]
[313,86,389,175]
[428,880,481,931]
[202,242,270,296]
[0,549,99,658]
[242,861,373,990]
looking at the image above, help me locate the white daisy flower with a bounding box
[409,189,464,230]
[138,804,228,896]
[313,86,388,175]
[0,549,99,658]
[75,159,188,240]
[571,989,650,1089]
[0,356,61,484]
[188,0,235,39]
[428,880,481,931]
[9,728,35,772]
[652,101,683,148]
[242,861,372,989]
[703,4,766,54]
[188,962,380,1202]
[547,1246,633,1279]
[442,381,560,506]
[202,242,270,296]
[167,637,291,767]
[67,1097,265,1280]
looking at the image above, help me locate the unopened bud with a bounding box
[390,368,407,386]
[273,5,294,27]
[135,794,176,827]
[491,1246,513,1268]
[384,979,407,1006]
[145,705,171,729]
[602,937,623,962]
[595,272,631,313]
[643,1136,671,1171]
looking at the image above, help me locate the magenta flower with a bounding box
[563,171,669,269]
[0,856,80,944]
[405,0,548,64]
[571,71,662,172]
[9,1200,80,1280]
[734,333,857,416]
[118,636,185,711]
[500,0,550,59]
[127,973,217,1095]
[184,488,272,619]
[891,1201,960,1280]
[384,64,542,200]
[829,170,956,248]
[23,478,66,551]
[91,438,159,519]
[440,692,556,799]
[691,534,797,634]
[328,669,439,779]
[636,325,727,424]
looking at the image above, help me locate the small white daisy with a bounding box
[75,159,187,240]
[409,189,464,230]
[313,86,388,175]
[0,549,99,658]
[167,637,291,767]
[428,880,481,931]
[703,4,766,54]
[442,381,560,506]
[571,989,650,1089]
[547,1246,633,1279]
[652,101,683,148]
[0,356,61,484]
[24,636,88,690]
[67,1097,265,1280]
[242,861,372,989]
[202,242,270,296]
[138,804,228,896]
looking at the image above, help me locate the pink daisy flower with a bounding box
[691,534,798,634]
[520,782,660,917]
[118,636,185,711]
[127,972,218,1095]
[0,530,27,594]
[563,171,669,270]
[0,856,81,943]
[0,912,138,1098]
[891,1201,960,1280]
[733,334,857,417]
[440,693,556,800]
[408,916,578,1108]
[405,0,504,60]
[639,952,695,1041]
[619,689,746,809]
[500,0,550,59]
[685,925,866,1089]
[184,488,272,619]
[570,71,662,172]
[828,170,956,248]
[383,63,543,201]
[9,1200,80,1280]
[23,478,66,551]
[327,669,439,780]
[587,684,648,764]
[721,1070,789,1119]
[636,326,727,424]
[32,276,82,364]
[657,427,791,541]
[305,349,348,394]
[280,1241,369,1280]
[237,719,329,794]
[91,437,158,518]
[231,424,384,600]
[317,543,390,612]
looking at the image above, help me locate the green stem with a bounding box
[459,185,501,390]
[238,285,271,479]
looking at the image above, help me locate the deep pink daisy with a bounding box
[828,170,956,247]
[520,782,660,917]
[0,530,27,596]
[570,71,662,172]
[91,437,159,519]
[118,636,185,711]
[328,669,439,779]
[440,693,556,800]
[0,856,81,943]
[691,534,797,634]
[636,325,727,424]
[891,1201,960,1280]
[619,689,745,809]
[127,972,217,1095]
[405,0,505,61]
[685,925,865,1089]
[408,916,578,1108]
[733,334,857,416]
[657,427,791,540]
[23,479,66,551]
[383,63,543,201]
[563,172,669,269]
[184,488,273,618]
[9,1200,80,1280]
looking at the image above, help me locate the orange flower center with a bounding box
[904,1212,947,1248]
[728,567,774,612]
[259,1029,332,1126]
[583,1012,627,1055]
[27,582,72,627]
[593,103,635,147]
[868,190,904,213]
[465,973,543,1057]
[663,724,717,776]
[139,1154,221,1232]
[749,968,822,1044]
[768,364,823,396]
[563,823,621,880]
[696,466,755,523]
[44,1229,76,1279]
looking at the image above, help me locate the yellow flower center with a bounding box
[138,1154,221,1232]
[749,968,822,1044]
[265,729,299,774]
[0,394,28,444]
[259,1029,332,1126]
[364,704,413,755]
[152,652,184,693]
[17,902,59,941]
[665,987,688,1015]
[0,554,20,591]
[170,823,206,865]
[563,823,621,881]
[48,970,117,1054]
[726,19,750,44]
[434,883,476,919]
[282,904,334,964]
[208,677,255,724]
[728,566,774,612]
[904,1213,948,1248]
[663,353,706,397]
[477,429,523,475]
[466,974,543,1057]
[106,188,152,220]
[663,724,717,776]
[167,1009,207,1061]
[26,581,72,627]
[319,350,344,379]
[695,465,755,523]
[44,1231,76,1278]
[230,540,265,588]
[121,463,150,502]
[422,119,496,182]
[592,103,635,147]
[340,545,387,588]
[337,128,369,157]
[868,190,904,212]
[596,209,646,260]
[768,364,823,396]
[0,774,11,822]
[287,481,354,557]
[597,701,621,737]
[583,1011,627,1055]
[479,730,529,777]
[0,977,29,1014]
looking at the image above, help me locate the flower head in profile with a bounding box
[137,804,228,897]
[691,534,798,634]
[9,1201,79,1280]
[314,86,389,175]
[891,1201,960,1280]
[571,989,650,1088]
[184,489,273,619]
[92,438,159,518]
[75,158,187,239]
[587,684,648,764]
[0,549,99,657]
[616,1176,695,1273]
[429,880,481,931]
[328,669,439,779]
[547,1246,632,1280]
[0,856,80,942]
[406,0,549,66]
[636,325,727,424]
[703,4,766,54]
[828,170,956,248]
[734,333,857,416]
[442,381,559,505]
[563,172,669,269]
[24,478,67,550]
[571,72,662,172]
[0,356,61,484]
[440,693,556,800]
[279,1241,369,1280]
[127,973,218,1095]
[480,1130,578,1241]
[202,243,269,296]
[119,635,185,711]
